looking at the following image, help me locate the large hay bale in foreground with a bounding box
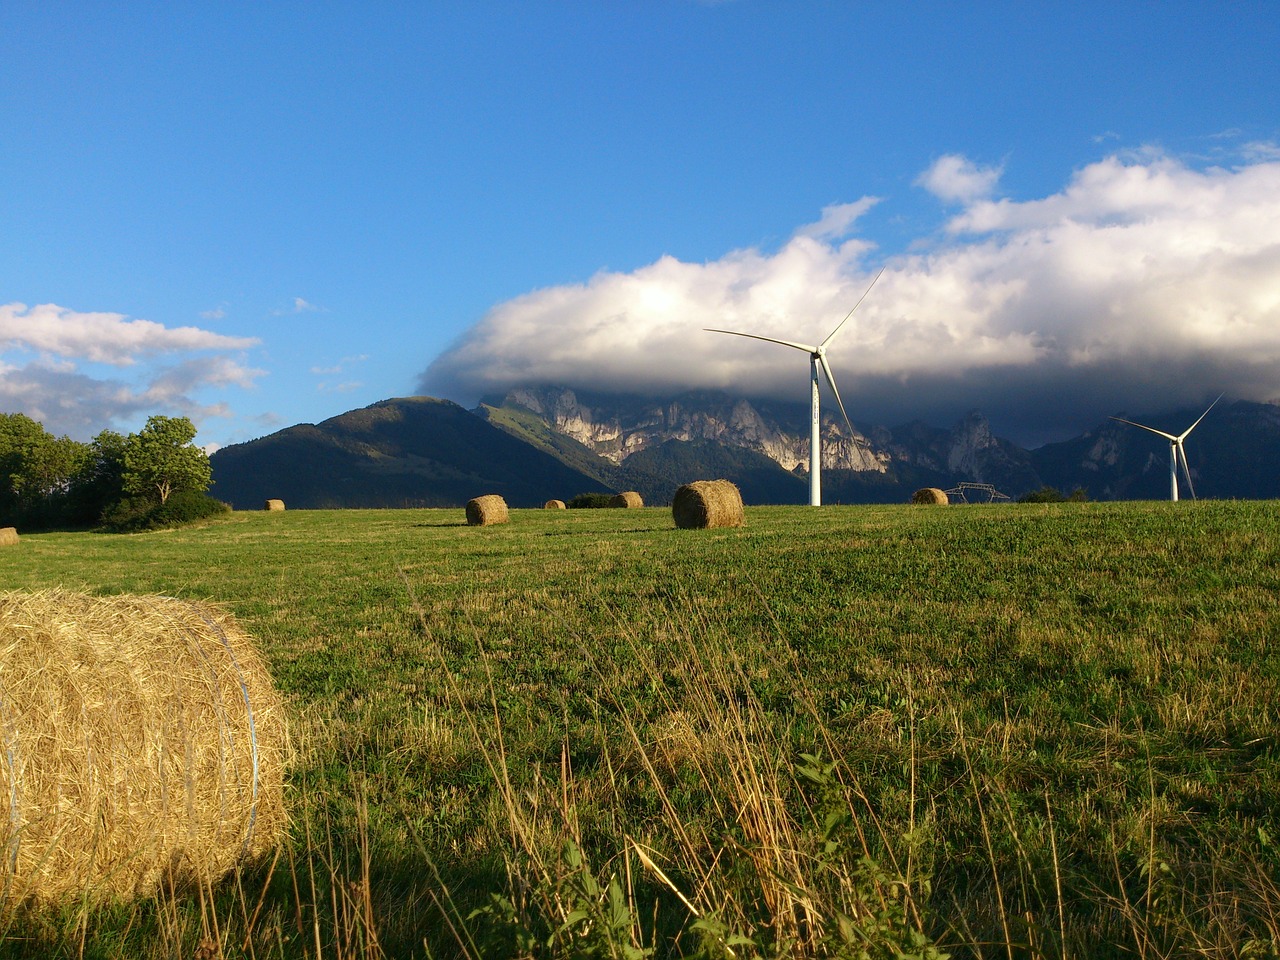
[466,494,509,526]
[0,527,17,546]
[672,480,745,530]
[0,590,288,904]
[263,498,286,511]
[609,491,644,509]
[912,487,949,505]
[543,499,566,510]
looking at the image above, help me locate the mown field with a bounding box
[1,501,1278,959]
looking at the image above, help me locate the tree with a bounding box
[67,429,129,525]
[122,416,212,506]
[0,413,90,525]
[1,413,47,513]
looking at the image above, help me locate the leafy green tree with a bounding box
[67,429,129,525]
[24,434,89,500]
[0,413,91,526]
[122,416,212,506]
[0,413,49,512]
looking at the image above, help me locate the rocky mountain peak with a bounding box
[496,386,894,474]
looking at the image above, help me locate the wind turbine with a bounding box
[706,268,883,506]
[1110,394,1223,502]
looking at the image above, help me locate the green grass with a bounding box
[1,501,1278,958]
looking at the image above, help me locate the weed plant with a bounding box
[0,501,1277,957]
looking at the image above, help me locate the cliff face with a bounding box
[500,386,891,471]
[488,387,1038,493]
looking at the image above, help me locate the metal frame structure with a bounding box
[942,482,1012,504]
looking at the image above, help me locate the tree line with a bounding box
[0,413,223,532]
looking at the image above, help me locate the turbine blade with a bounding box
[1109,416,1178,442]
[821,266,886,348]
[818,354,856,438]
[704,328,818,353]
[1177,442,1198,500]
[1177,392,1224,441]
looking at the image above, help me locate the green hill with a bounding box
[210,396,613,509]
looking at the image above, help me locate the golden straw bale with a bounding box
[0,528,17,547]
[911,487,949,505]
[672,480,745,530]
[263,499,286,511]
[609,491,644,509]
[543,499,566,510]
[466,494,509,526]
[0,589,288,904]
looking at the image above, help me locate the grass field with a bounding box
[1,501,1278,959]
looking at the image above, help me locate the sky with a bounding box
[3,2,1279,451]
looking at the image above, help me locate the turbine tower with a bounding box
[1110,394,1222,502]
[706,269,883,506]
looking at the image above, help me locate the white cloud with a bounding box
[310,354,368,376]
[794,198,880,241]
[144,355,265,403]
[421,151,1280,444]
[0,303,265,440]
[269,297,323,317]
[915,154,1003,204]
[317,380,364,394]
[0,303,257,366]
[1242,140,1280,162]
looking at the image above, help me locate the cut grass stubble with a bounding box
[0,502,1277,958]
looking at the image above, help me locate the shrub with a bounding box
[99,491,230,533]
[1018,485,1089,503]
[97,497,154,532]
[566,492,616,509]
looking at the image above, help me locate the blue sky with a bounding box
[3,2,1278,449]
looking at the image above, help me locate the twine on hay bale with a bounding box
[0,589,288,904]
[0,528,16,547]
[263,499,286,511]
[609,491,644,509]
[466,494,509,526]
[672,480,745,530]
[543,499,566,510]
[912,487,949,505]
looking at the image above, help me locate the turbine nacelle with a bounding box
[1110,393,1222,502]
[705,268,883,505]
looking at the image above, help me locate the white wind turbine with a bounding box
[706,268,883,506]
[1110,394,1223,502]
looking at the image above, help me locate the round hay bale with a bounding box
[263,499,286,511]
[543,499,566,510]
[0,589,288,904]
[466,494,509,526]
[912,487,949,505]
[0,527,17,547]
[609,491,644,509]
[672,480,745,530]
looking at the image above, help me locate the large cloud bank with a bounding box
[422,151,1280,444]
[0,303,262,440]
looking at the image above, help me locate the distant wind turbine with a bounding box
[706,268,884,506]
[1110,394,1223,502]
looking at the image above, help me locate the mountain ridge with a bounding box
[209,396,613,509]
[209,389,1280,508]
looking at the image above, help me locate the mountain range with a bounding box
[208,387,1280,509]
